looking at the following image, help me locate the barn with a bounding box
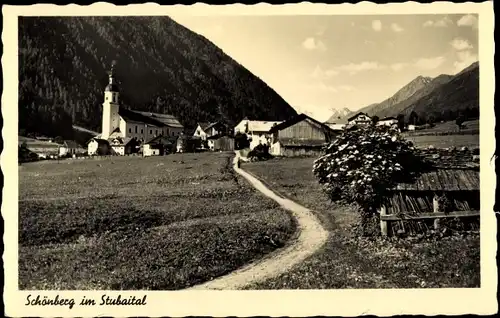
[207,134,235,151]
[269,113,337,157]
[379,148,480,236]
[143,135,176,156]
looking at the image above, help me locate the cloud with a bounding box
[391,23,404,32]
[414,56,446,70]
[302,37,327,51]
[390,62,409,71]
[457,14,478,29]
[305,82,356,94]
[372,20,382,31]
[311,65,339,79]
[336,61,387,75]
[423,16,453,28]
[315,26,327,36]
[338,85,355,91]
[454,50,478,73]
[450,38,473,51]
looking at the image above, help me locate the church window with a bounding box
[172,131,174,136]
[135,126,137,133]
[141,129,143,134]
[150,129,153,135]
[129,128,132,133]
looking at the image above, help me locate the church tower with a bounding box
[101,64,120,139]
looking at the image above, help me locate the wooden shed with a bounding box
[379,167,480,236]
[207,134,235,152]
[269,113,337,157]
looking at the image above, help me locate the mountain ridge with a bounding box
[324,61,478,124]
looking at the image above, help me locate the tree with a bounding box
[427,115,436,127]
[234,132,250,150]
[409,111,419,126]
[371,115,380,126]
[313,125,424,236]
[456,114,466,130]
[396,114,405,131]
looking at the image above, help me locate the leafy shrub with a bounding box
[313,125,425,235]
[248,144,273,161]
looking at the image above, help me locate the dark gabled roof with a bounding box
[135,111,184,128]
[206,133,233,140]
[269,113,334,134]
[144,134,176,145]
[347,112,370,122]
[118,108,164,127]
[62,140,84,149]
[89,138,110,146]
[197,122,211,131]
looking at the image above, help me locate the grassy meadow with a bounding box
[243,157,480,289]
[404,134,479,149]
[19,152,296,290]
[402,119,479,149]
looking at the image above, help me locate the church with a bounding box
[88,66,184,156]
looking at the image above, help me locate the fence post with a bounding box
[433,194,440,230]
[379,205,388,236]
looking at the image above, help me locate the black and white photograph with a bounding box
[2,2,496,317]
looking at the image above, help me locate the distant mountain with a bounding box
[374,74,454,119]
[358,76,432,117]
[350,61,478,123]
[18,16,297,139]
[398,62,479,119]
[325,107,353,123]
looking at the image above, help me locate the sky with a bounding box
[171,14,479,122]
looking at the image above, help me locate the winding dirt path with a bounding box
[187,151,329,290]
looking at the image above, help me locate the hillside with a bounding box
[18,17,297,139]
[357,75,432,117]
[374,74,454,119]
[398,62,479,121]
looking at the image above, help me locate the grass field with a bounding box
[243,157,480,289]
[405,119,479,135]
[404,134,479,149]
[19,152,296,290]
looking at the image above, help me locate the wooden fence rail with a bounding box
[379,194,480,236]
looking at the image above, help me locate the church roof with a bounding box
[135,111,184,128]
[118,108,164,127]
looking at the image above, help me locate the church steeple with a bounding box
[105,64,119,93]
[102,63,120,139]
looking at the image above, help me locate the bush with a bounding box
[248,144,272,161]
[313,125,425,235]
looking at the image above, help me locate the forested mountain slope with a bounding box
[18,16,297,139]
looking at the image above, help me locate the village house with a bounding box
[234,118,283,150]
[19,137,60,159]
[269,113,337,157]
[193,122,227,140]
[58,140,86,157]
[377,116,399,127]
[347,112,372,126]
[207,134,235,152]
[143,135,176,156]
[88,65,184,155]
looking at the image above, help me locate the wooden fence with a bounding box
[379,194,480,236]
